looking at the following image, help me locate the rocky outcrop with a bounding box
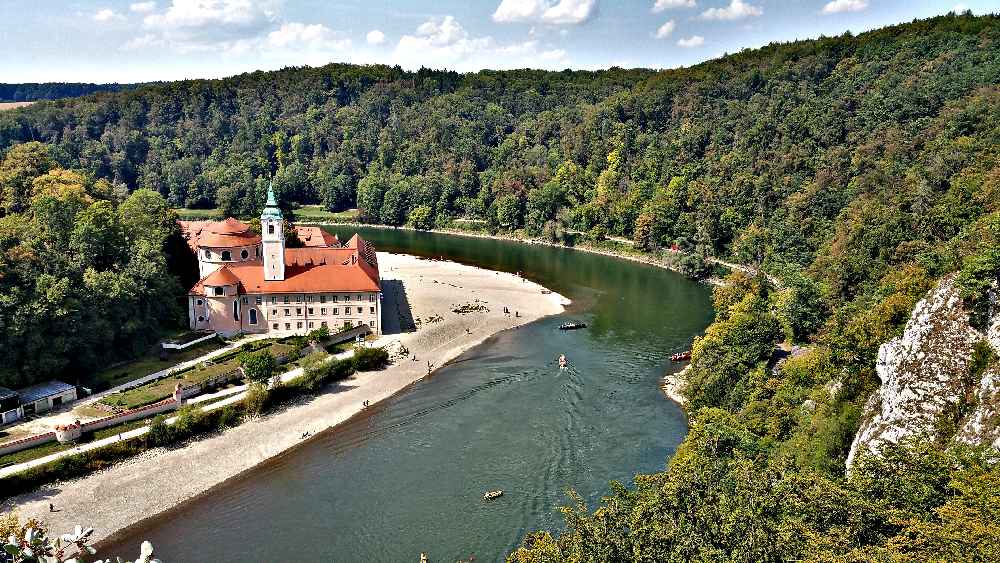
[847,274,1000,470]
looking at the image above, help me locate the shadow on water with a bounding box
[100,229,714,563]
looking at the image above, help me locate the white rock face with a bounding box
[846,274,1000,470]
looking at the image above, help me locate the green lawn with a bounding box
[99,341,294,410]
[86,337,227,392]
[174,207,223,220]
[0,419,149,468]
[292,205,359,223]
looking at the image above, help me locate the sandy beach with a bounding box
[3,252,567,545]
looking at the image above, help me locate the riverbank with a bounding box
[307,222,775,288]
[661,365,690,407]
[3,252,567,547]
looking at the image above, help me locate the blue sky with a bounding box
[0,1,992,83]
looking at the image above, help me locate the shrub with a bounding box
[352,346,390,371]
[243,382,270,417]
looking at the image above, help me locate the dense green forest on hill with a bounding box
[2,11,1000,560]
[0,83,140,102]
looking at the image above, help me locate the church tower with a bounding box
[261,183,285,281]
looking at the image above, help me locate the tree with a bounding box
[494,193,522,229]
[239,349,277,384]
[407,205,434,230]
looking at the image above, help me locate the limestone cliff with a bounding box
[846,274,1000,470]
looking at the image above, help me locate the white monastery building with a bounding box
[182,186,381,337]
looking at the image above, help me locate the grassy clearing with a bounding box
[292,205,359,222]
[99,341,294,410]
[0,419,149,468]
[173,207,223,220]
[86,337,227,392]
[0,101,35,111]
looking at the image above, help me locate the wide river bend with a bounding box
[103,228,714,562]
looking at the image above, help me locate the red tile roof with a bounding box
[294,225,340,248]
[179,218,261,249]
[189,235,379,296]
[201,266,241,287]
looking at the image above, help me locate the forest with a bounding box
[0,83,141,102]
[1,11,999,560]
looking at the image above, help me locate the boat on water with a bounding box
[559,321,587,331]
[483,490,504,501]
[670,351,692,362]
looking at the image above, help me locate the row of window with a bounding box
[204,248,258,261]
[272,320,376,331]
[271,306,376,317]
[262,294,376,305]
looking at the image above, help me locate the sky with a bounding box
[0,0,993,83]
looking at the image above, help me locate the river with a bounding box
[102,228,714,562]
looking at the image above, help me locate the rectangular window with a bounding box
[308,308,314,315]
[296,295,302,303]
[285,323,291,330]
[249,309,258,325]
[233,301,239,320]
[242,297,248,304]
[356,295,362,302]
[296,308,302,316]
[319,295,326,303]
[332,308,339,315]
[285,308,290,316]
[308,322,314,328]
[283,296,290,304]
[332,295,338,303]
[272,309,277,316]
[273,323,279,330]
[255,296,262,305]
[357,307,363,314]
[321,308,326,315]
[214,287,224,296]
[271,296,276,304]
[370,307,375,314]
[370,294,376,302]
[321,321,328,328]
[196,299,203,306]
[297,322,303,329]
[369,320,375,327]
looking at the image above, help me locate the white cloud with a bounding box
[366,29,386,45]
[677,35,704,47]
[127,0,284,53]
[820,0,868,14]
[492,0,596,25]
[393,16,570,71]
[952,3,969,11]
[129,1,156,13]
[266,23,349,51]
[655,19,676,39]
[700,0,762,20]
[93,8,124,22]
[652,0,695,11]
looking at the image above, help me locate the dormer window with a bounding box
[213,287,224,296]
[241,249,249,260]
[221,250,232,261]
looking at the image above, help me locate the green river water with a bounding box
[103,228,714,562]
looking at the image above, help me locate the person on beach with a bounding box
[49,503,54,512]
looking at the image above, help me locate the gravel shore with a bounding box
[3,252,567,547]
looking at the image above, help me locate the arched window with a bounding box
[233,300,239,320]
[204,249,211,258]
[221,250,232,261]
[249,309,258,325]
[268,224,275,234]
[241,249,249,260]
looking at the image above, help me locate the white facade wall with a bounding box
[190,291,381,338]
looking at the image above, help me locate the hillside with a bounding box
[0,83,140,102]
[2,12,1000,560]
